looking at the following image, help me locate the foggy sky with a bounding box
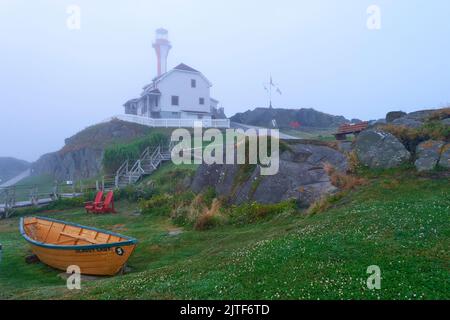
[1,0,450,161]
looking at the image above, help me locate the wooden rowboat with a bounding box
[20,216,137,276]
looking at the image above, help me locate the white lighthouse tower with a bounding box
[152,28,172,76]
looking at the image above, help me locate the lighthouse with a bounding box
[152,28,172,76]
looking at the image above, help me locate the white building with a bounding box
[123,29,226,126]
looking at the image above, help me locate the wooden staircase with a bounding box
[104,142,174,190]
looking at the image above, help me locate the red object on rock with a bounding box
[289,121,301,129]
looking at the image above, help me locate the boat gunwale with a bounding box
[19,216,138,251]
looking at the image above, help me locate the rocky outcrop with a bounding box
[32,148,103,181]
[230,107,350,129]
[389,109,443,129]
[191,142,348,207]
[386,111,407,123]
[414,140,445,172]
[439,144,450,169]
[355,130,411,169]
[32,120,152,181]
[392,117,423,129]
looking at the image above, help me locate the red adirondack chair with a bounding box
[84,191,103,213]
[91,191,116,214]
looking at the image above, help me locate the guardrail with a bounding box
[103,114,230,128]
[0,182,98,219]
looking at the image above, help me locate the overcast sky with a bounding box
[1,0,450,161]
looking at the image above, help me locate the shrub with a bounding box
[140,193,172,216]
[202,187,217,207]
[323,163,367,190]
[115,184,154,202]
[379,124,423,152]
[419,121,450,141]
[103,132,168,174]
[170,192,217,227]
[427,107,450,121]
[194,199,226,230]
[346,150,360,174]
[380,121,450,153]
[153,167,196,194]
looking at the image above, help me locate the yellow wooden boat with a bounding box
[20,216,137,276]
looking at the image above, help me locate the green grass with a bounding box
[0,171,448,300]
[15,174,54,188]
[3,174,55,202]
[281,128,336,141]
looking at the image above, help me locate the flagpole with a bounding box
[269,74,272,108]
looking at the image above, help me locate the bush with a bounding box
[194,199,226,230]
[346,150,360,174]
[140,193,172,216]
[103,132,168,174]
[323,163,367,190]
[420,121,450,141]
[202,187,217,207]
[153,167,195,194]
[379,124,423,152]
[427,107,450,121]
[115,184,154,202]
[380,121,450,153]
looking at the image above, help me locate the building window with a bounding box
[191,79,196,88]
[171,96,179,106]
[197,114,203,119]
[199,97,205,105]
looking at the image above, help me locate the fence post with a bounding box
[52,184,57,201]
[30,185,37,206]
[96,180,99,191]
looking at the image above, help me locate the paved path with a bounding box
[0,169,31,188]
[230,122,299,140]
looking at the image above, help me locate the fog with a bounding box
[1,0,449,161]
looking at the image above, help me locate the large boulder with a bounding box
[230,107,349,129]
[391,117,423,129]
[414,140,445,172]
[406,109,437,121]
[389,109,444,129]
[355,130,411,168]
[191,142,348,207]
[386,111,407,123]
[438,144,450,169]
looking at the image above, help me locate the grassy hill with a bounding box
[0,165,448,300]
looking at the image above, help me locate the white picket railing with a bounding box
[102,114,230,128]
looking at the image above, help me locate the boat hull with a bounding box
[28,242,136,276]
[20,216,137,276]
